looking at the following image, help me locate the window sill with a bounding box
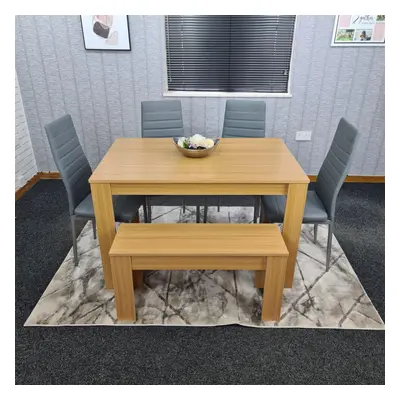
[163,91,292,98]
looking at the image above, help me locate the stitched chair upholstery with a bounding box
[141,100,201,222]
[45,114,146,266]
[261,117,360,269]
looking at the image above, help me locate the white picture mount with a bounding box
[331,15,385,47]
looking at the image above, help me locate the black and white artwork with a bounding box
[81,15,131,51]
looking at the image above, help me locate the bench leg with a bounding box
[261,256,287,321]
[133,270,143,287]
[111,256,136,321]
[254,271,265,288]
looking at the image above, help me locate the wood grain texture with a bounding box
[111,183,287,195]
[282,183,308,288]
[254,271,265,289]
[89,138,310,185]
[93,138,304,280]
[90,183,116,289]
[343,175,385,183]
[133,271,143,287]
[110,219,289,322]
[109,224,289,257]
[110,256,136,321]
[38,172,61,179]
[261,256,287,321]
[308,175,385,183]
[130,256,266,271]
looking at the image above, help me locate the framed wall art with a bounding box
[331,15,385,46]
[80,15,131,51]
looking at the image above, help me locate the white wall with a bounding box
[15,73,37,189]
[16,15,385,175]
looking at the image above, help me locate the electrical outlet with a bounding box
[296,131,312,141]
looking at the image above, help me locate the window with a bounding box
[165,15,296,94]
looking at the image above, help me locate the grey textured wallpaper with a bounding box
[15,15,385,175]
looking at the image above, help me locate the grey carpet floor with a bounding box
[15,181,385,384]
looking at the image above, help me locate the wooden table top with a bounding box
[89,138,309,184]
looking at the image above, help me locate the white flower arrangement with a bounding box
[177,134,215,150]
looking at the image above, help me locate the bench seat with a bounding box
[109,224,288,322]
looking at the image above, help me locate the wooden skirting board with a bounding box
[15,172,61,201]
[15,174,41,201]
[15,172,384,201]
[38,172,62,179]
[308,175,385,183]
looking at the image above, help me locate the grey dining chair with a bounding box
[141,100,201,222]
[203,99,266,223]
[260,117,360,269]
[45,114,147,266]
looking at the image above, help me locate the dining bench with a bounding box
[109,224,289,322]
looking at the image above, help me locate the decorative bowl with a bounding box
[173,137,220,158]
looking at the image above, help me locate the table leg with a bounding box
[111,256,136,321]
[91,183,116,289]
[261,256,287,321]
[282,183,308,288]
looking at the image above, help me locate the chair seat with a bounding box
[74,194,145,222]
[261,191,328,224]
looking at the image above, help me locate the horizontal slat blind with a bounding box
[165,15,296,93]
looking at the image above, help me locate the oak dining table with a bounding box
[89,137,309,290]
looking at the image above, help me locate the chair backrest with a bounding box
[222,100,266,138]
[44,114,92,215]
[315,117,360,221]
[141,100,185,138]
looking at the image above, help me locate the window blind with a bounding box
[165,15,296,93]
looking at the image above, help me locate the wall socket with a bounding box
[296,131,312,141]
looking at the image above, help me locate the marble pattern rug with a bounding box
[25,206,384,329]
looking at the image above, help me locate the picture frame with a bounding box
[80,15,131,51]
[331,15,385,47]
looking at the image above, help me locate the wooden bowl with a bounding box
[173,138,220,158]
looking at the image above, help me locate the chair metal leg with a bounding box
[145,197,152,222]
[142,204,149,223]
[217,196,221,212]
[183,199,186,214]
[203,206,208,223]
[196,206,200,223]
[253,196,261,224]
[326,222,333,271]
[203,196,208,223]
[70,215,78,266]
[260,202,265,223]
[92,219,97,239]
[314,224,318,244]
